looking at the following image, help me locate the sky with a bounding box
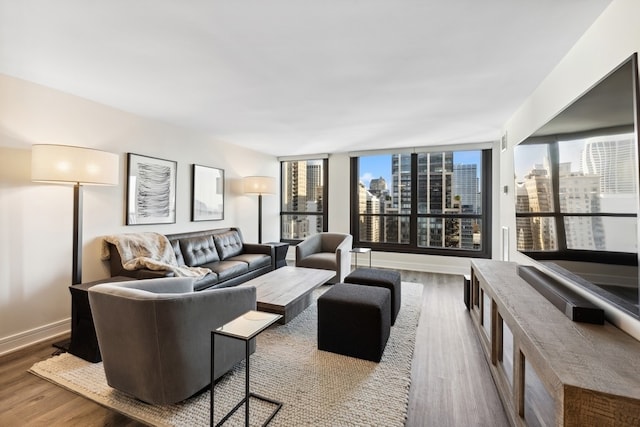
[359,151,482,189]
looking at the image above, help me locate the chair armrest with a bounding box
[335,235,353,253]
[335,235,353,282]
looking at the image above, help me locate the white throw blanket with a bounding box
[101,232,211,279]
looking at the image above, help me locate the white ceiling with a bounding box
[0,0,612,157]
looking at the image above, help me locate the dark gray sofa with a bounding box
[106,228,274,291]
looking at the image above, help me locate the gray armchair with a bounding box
[88,277,256,404]
[295,232,353,283]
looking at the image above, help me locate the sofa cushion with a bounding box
[228,253,271,271]
[205,260,249,282]
[296,252,336,271]
[213,231,244,260]
[179,235,220,267]
[192,272,219,291]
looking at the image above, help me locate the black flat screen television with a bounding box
[514,53,640,319]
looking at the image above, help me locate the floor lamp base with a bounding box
[52,338,70,354]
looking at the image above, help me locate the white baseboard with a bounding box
[364,259,469,276]
[287,254,470,276]
[0,318,69,357]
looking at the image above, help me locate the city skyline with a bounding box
[357,151,482,249]
[359,151,482,189]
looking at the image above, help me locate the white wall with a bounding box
[501,0,640,339]
[0,75,279,355]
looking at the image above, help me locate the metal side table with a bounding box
[350,247,372,268]
[211,310,283,427]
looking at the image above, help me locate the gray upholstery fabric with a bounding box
[180,235,220,266]
[88,277,257,405]
[213,230,244,260]
[344,268,402,325]
[317,283,391,362]
[295,233,353,283]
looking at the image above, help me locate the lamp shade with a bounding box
[32,144,119,186]
[243,176,276,195]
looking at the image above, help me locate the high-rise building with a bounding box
[306,161,323,206]
[391,154,412,244]
[515,183,534,251]
[282,160,308,238]
[454,163,479,248]
[454,164,479,213]
[369,176,387,195]
[518,162,557,251]
[416,152,455,247]
[559,163,604,250]
[581,136,636,194]
[357,182,381,242]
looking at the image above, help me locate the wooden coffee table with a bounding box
[239,266,334,324]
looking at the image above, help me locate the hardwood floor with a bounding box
[0,270,508,426]
[403,271,509,427]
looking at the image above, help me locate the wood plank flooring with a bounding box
[404,271,509,427]
[0,270,508,426]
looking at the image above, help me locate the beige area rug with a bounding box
[30,282,423,426]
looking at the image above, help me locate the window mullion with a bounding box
[410,153,418,248]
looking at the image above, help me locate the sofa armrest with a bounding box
[106,241,174,280]
[243,243,273,256]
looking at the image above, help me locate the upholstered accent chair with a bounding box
[88,277,256,404]
[295,232,353,283]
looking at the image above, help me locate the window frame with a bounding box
[280,158,329,244]
[350,149,492,258]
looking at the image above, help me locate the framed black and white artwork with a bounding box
[191,164,224,221]
[126,153,177,225]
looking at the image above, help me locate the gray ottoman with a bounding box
[317,283,391,362]
[344,268,401,325]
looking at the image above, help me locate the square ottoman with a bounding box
[317,283,391,362]
[344,268,402,325]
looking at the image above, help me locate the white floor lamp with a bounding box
[31,144,119,285]
[32,144,119,352]
[243,176,276,244]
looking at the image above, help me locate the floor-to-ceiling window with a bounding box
[280,158,328,242]
[350,149,491,257]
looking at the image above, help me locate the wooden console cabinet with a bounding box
[469,259,640,426]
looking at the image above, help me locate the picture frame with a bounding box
[191,164,225,221]
[126,153,177,225]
